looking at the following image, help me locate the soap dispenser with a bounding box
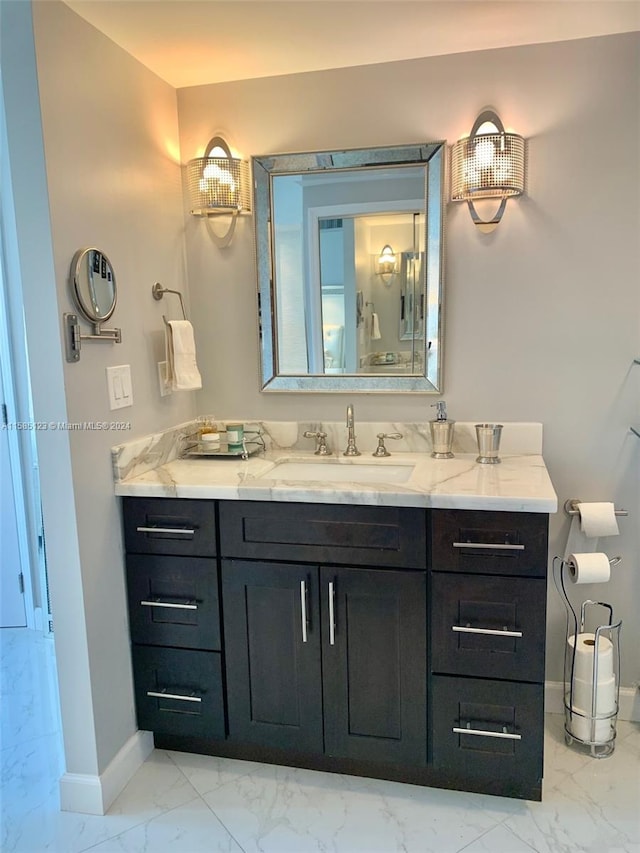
[429,401,455,459]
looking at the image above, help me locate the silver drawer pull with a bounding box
[300,580,308,643]
[453,725,521,741]
[140,599,198,611]
[452,542,525,551]
[147,689,202,703]
[452,625,523,638]
[329,581,336,646]
[136,526,196,535]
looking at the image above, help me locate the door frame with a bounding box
[0,194,38,630]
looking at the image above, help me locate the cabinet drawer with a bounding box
[219,501,426,569]
[132,646,225,739]
[123,498,217,557]
[431,676,543,785]
[431,573,546,682]
[126,555,220,650]
[430,510,548,577]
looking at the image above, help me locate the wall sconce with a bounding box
[187,136,251,244]
[375,244,398,285]
[450,110,525,233]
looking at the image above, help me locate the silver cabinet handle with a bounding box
[452,625,523,638]
[452,542,525,551]
[328,581,336,646]
[140,599,198,611]
[300,580,308,643]
[147,690,202,703]
[136,526,195,535]
[453,726,521,741]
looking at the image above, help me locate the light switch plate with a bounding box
[106,365,133,410]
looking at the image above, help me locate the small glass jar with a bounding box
[226,423,244,449]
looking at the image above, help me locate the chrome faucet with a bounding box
[343,404,361,456]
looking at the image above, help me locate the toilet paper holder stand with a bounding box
[553,558,622,758]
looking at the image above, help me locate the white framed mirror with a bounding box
[253,142,445,393]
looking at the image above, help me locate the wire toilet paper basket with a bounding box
[554,558,622,758]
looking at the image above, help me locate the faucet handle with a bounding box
[372,432,403,457]
[303,430,331,456]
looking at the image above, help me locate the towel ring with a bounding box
[152,282,187,325]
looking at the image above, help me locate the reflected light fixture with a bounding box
[187,136,251,245]
[450,110,525,233]
[376,244,397,285]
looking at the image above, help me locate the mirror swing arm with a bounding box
[63,314,122,362]
[64,247,122,362]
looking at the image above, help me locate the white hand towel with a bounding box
[165,320,202,390]
[370,312,382,340]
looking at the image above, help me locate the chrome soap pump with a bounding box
[429,400,455,459]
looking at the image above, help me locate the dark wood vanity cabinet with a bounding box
[122,498,225,739]
[219,501,428,766]
[122,497,549,800]
[429,509,548,800]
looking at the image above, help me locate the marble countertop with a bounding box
[114,449,558,513]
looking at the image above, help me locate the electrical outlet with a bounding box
[106,365,133,410]
[158,361,171,397]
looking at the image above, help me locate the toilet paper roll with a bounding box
[571,675,617,715]
[566,708,614,744]
[567,552,611,585]
[577,502,619,538]
[567,633,614,682]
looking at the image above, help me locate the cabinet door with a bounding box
[321,566,427,766]
[222,560,323,753]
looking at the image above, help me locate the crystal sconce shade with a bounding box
[451,110,525,232]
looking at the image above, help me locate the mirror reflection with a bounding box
[254,143,444,393]
[71,247,117,323]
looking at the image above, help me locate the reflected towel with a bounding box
[165,320,202,390]
[370,312,382,340]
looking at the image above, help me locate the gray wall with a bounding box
[178,35,640,685]
[28,0,195,772]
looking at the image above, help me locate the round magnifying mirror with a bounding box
[71,247,117,323]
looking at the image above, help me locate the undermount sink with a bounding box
[258,459,415,484]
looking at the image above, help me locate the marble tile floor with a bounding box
[1,627,638,853]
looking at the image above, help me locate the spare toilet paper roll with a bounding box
[571,675,617,715]
[567,552,611,585]
[577,502,619,538]
[567,632,614,682]
[566,708,614,743]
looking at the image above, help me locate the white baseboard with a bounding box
[545,681,640,722]
[59,730,154,815]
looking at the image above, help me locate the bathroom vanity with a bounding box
[114,422,557,801]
